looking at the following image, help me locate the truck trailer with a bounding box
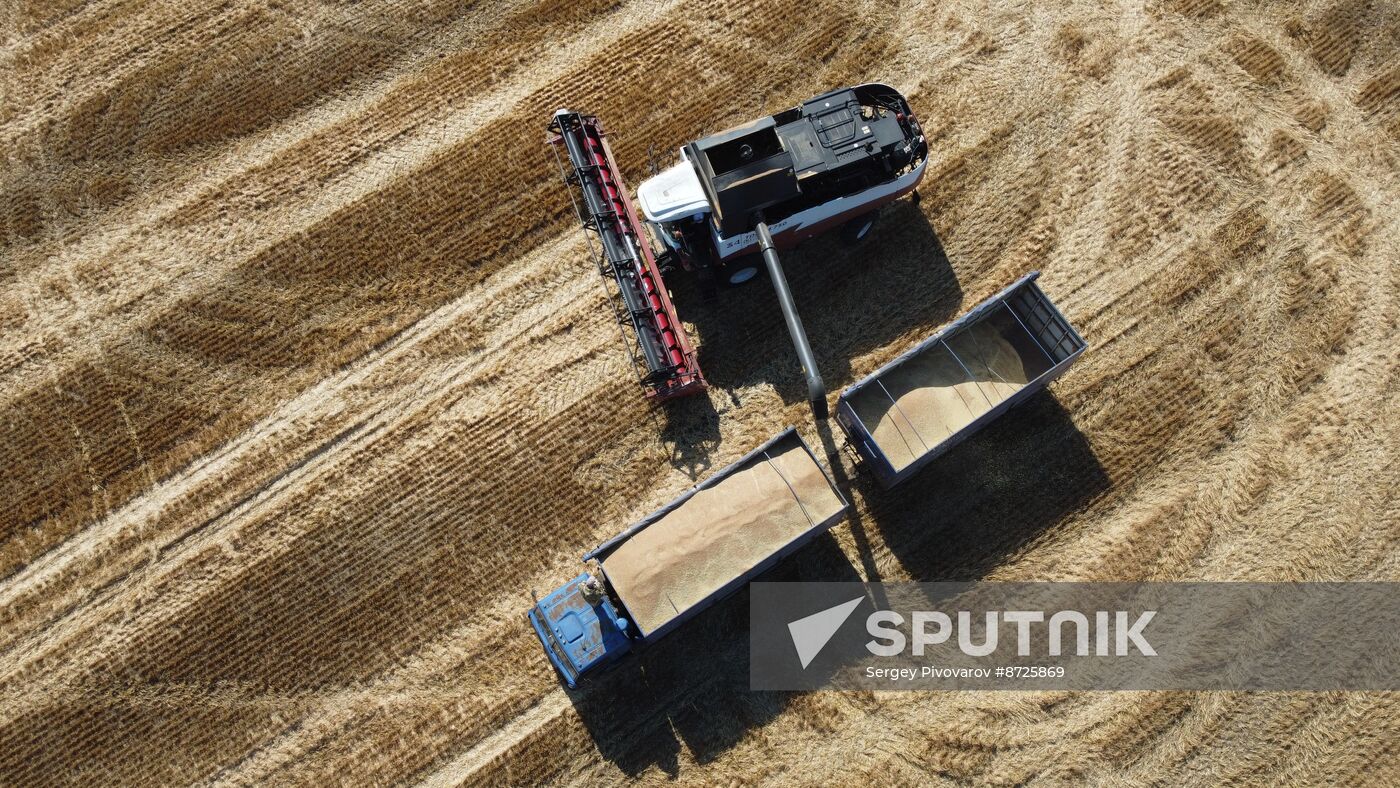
[835,272,1088,488]
[529,428,849,688]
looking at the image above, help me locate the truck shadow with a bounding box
[566,535,860,777]
[859,391,1110,581]
[567,391,1107,776]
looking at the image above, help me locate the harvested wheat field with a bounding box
[1,0,1398,783]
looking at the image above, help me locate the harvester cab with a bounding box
[549,83,928,419]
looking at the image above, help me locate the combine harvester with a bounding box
[548,83,929,417]
[530,88,1087,689]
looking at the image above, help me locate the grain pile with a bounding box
[847,311,1042,472]
[1,0,1397,784]
[603,434,845,636]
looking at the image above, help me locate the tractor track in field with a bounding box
[0,230,599,662]
[2,0,1399,784]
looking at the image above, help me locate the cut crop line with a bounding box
[0,231,599,683]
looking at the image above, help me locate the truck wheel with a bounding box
[841,213,878,245]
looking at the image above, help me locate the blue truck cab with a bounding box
[528,573,633,688]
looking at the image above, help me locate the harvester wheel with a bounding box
[719,255,763,288]
[841,213,878,245]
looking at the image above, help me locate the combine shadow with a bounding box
[657,394,722,482]
[669,199,961,418]
[567,535,861,777]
